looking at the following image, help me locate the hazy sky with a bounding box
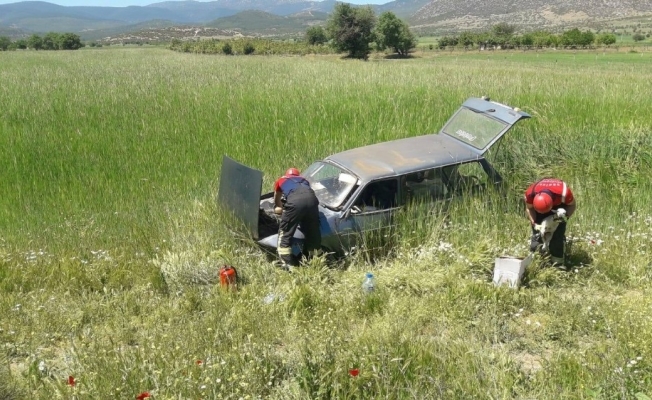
[0,0,389,6]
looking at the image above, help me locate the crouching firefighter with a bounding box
[524,178,576,265]
[273,168,321,267]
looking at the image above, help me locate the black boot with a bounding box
[280,254,298,270]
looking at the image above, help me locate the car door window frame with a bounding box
[348,177,403,215]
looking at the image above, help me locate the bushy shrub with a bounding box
[0,36,10,51]
[632,32,646,42]
[243,42,255,55]
[222,42,233,55]
[305,26,327,45]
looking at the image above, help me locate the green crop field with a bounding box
[1,47,652,399]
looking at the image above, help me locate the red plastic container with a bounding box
[219,265,237,289]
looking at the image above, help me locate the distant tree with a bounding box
[42,32,61,50]
[492,22,516,37]
[243,42,255,55]
[27,34,43,50]
[326,3,376,59]
[438,35,458,49]
[457,31,475,47]
[531,32,548,48]
[374,11,416,56]
[485,34,499,47]
[521,33,534,47]
[560,28,583,47]
[305,25,327,45]
[59,33,83,50]
[596,33,616,46]
[559,28,594,47]
[632,32,645,42]
[0,36,10,51]
[580,30,595,47]
[222,42,233,55]
[509,35,522,48]
[474,32,490,47]
[169,38,182,50]
[14,38,27,49]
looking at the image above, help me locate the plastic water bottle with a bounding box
[362,272,375,294]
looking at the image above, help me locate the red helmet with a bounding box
[285,167,300,177]
[533,192,553,213]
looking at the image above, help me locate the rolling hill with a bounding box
[149,0,336,17]
[375,0,430,19]
[1,0,652,41]
[412,0,652,32]
[205,9,328,35]
[0,0,335,38]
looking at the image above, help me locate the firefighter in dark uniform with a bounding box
[273,168,321,267]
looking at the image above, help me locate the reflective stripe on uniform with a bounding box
[278,247,292,255]
[277,231,292,255]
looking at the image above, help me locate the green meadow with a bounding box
[1,47,652,399]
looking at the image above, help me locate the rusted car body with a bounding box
[218,97,530,257]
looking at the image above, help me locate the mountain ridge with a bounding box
[413,0,652,31]
[1,0,652,40]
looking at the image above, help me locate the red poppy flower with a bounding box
[136,392,151,400]
[67,376,76,386]
[196,360,203,365]
[348,368,359,377]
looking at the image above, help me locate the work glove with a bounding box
[554,208,567,222]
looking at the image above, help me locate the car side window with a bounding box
[445,161,488,193]
[404,168,450,203]
[354,179,399,212]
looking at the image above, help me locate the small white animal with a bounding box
[534,208,567,253]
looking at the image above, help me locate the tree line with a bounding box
[169,37,338,56]
[436,24,624,49]
[0,32,84,51]
[170,5,416,59]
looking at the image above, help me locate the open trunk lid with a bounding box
[440,97,531,155]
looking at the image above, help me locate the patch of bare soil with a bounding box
[512,349,553,374]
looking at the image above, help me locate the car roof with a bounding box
[325,133,483,183]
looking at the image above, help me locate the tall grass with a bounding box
[1,48,652,398]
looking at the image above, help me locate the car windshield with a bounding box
[442,108,508,151]
[303,161,358,209]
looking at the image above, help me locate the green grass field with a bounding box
[1,48,652,399]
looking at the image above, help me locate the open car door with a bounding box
[218,155,263,239]
[440,97,530,155]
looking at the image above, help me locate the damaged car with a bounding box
[218,97,530,258]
